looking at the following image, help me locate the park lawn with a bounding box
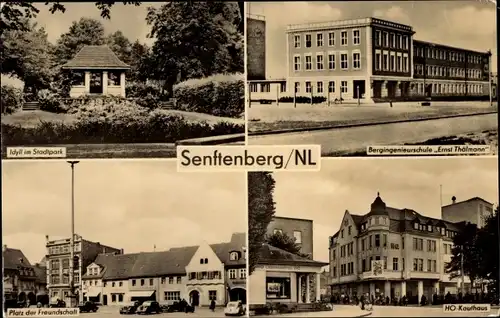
[248,104,498,133]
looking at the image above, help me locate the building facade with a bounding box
[250,17,492,103]
[441,196,495,228]
[328,194,492,304]
[81,233,246,307]
[3,245,39,305]
[61,45,130,98]
[267,216,314,258]
[45,234,123,306]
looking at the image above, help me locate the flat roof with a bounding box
[413,39,491,56]
[273,216,313,223]
[442,197,494,209]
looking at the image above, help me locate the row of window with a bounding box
[443,243,454,255]
[294,81,349,94]
[293,51,361,72]
[339,262,355,276]
[228,268,247,280]
[374,50,409,73]
[413,222,458,238]
[414,46,484,64]
[414,82,485,95]
[360,234,388,251]
[412,238,437,252]
[50,273,80,285]
[374,30,409,50]
[413,258,438,272]
[48,245,80,255]
[293,30,361,49]
[71,72,122,86]
[340,225,352,238]
[165,290,219,302]
[414,64,483,79]
[360,216,389,231]
[339,242,354,258]
[333,256,441,277]
[188,271,222,280]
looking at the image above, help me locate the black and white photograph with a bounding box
[2,160,247,317]
[246,1,498,156]
[1,2,245,159]
[247,157,499,317]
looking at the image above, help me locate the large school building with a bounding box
[248,17,493,103]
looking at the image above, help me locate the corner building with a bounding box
[285,17,491,103]
[328,194,494,304]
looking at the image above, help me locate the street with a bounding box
[80,306,229,317]
[248,113,498,156]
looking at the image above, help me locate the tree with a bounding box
[1,2,141,34]
[145,1,244,95]
[53,17,106,65]
[266,232,309,258]
[248,172,276,275]
[1,19,55,92]
[106,30,133,65]
[445,222,482,283]
[475,208,499,295]
[128,40,151,82]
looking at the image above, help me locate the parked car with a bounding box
[166,301,194,313]
[224,301,245,316]
[136,301,161,315]
[78,301,98,313]
[119,301,141,315]
[49,300,66,308]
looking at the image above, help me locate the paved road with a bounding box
[81,306,227,317]
[248,113,498,156]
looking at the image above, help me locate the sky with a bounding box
[272,157,498,263]
[2,160,247,265]
[247,1,498,79]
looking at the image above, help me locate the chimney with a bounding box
[45,235,49,241]
[452,196,457,204]
[120,249,124,254]
[2,245,7,252]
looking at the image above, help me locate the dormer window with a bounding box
[441,228,446,235]
[229,252,240,261]
[413,222,419,230]
[427,225,432,232]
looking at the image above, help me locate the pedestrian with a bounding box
[209,299,216,312]
[360,294,365,310]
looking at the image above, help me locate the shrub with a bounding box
[173,73,244,118]
[1,85,24,114]
[126,82,169,110]
[38,89,64,113]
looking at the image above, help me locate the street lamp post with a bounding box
[67,161,79,307]
[460,245,465,296]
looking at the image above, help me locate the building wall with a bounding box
[441,199,494,228]
[371,26,413,78]
[247,17,266,80]
[103,279,129,305]
[267,217,313,258]
[158,275,189,305]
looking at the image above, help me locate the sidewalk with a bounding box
[253,305,372,317]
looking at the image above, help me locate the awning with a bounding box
[84,288,101,298]
[129,291,155,298]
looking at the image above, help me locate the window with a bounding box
[266,277,290,299]
[402,36,408,49]
[305,55,312,70]
[413,222,419,230]
[249,83,258,93]
[375,51,381,70]
[427,259,432,272]
[403,54,408,72]
[390,54,395,71]
[389,33,395,47]
[149,278,154,286]
[384,257,387,269]
[383,32,388,47]
[361,239,365,251]
[316,54,324,70]
[317,82,323,94]
[304,81,311,93]
[328,81,335,93]
[383,234,387,247]
[293,55,301,71]
[341,31,348,46]
[418,259,423,271]
[328,53,336,70]
[239,268,246,279]
[375,30,381,46]
[112,282,116,287]
[132,279,136,286]
[317,33,323,47]
[305,34,312,48]
[71,72,85,86]
[433,260,437,272]
[229,252,239,261]
[164,291,180,302]
[176,276,181,284]
[393,258,398,271]
[293,231,302,244]
[229,269,237,279]
[375,234,380,247]
[280,82,286,93]
[200,258,204,264]
[396,34,402,49]
[260,83,270,93]
[369,235,372,249]
[341,230,344,238]
[352,52,360,69]
[353,30,360,45]
[294,35,301,48]
[348,226,352,235]
[294,82,300,93]
[413,258,418,271]
[328,32,335,46]
[140,279,145,286]
[62,259,69,269]
[397,55,402,72]
[340,53,348,69]
[383,52,388,70]
[341,81,348,93]
[362,259,366,272]
[108,71,121,86]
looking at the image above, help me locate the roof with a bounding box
[442,197,494,209]
[273,216,313,223]
[257,243,328,267]
[413,40,490,56]
[86,233,246,280]
[3,247,32,270]
[62,45,130,70]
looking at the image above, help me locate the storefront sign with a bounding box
[262,265,301,271]
[371,260,384,276]
[267,282,281,293]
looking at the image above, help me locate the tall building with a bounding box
[328,194,487,305]
[441,196,495,228]
[250,17,492,103]
[246,15,266,80]
[267,216,314,258]
[45,234,123,306]
[80,233,246,307]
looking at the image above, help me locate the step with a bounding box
[159,101,175,110]
[22,102,40,111]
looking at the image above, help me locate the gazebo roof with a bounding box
[62,45,130,70]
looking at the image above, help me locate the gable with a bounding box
[185,242,223,272]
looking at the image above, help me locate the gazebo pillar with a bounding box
[120,72,126,97]
[102,71,108,95]
[84,71,91,94]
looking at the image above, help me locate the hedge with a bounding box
[2,101,244,145]
[253,96,327,104]
[125,82,170,110]
[1,85,24,114]
[173,73,244,118]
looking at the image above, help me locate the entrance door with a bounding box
[353,80,366,99]
[89,72,103,94]
[103,294,107,306]
[189,290,200,307]
[229,288,247,304]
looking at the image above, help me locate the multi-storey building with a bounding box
[267,216,314,258]
[45,234,123,305]
[442,196,495,228]
[249,17,492,103]
[328,194,484,304]
[81,233,246,307]
[3,245,38,305]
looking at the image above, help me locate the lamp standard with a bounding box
[67,161,79,307]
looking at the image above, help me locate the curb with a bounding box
[176,133,245,145]
[248,111,498,137]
